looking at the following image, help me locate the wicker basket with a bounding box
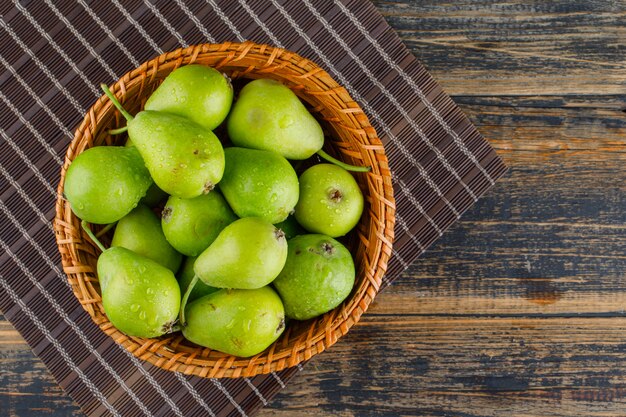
[54,41,395,378]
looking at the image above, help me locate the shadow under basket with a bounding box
[54,41,395,378]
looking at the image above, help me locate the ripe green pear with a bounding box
[273,234,355,320]
[295,164,364,237]
[145,64,233,131]
[161,191,237,256]
[219,147,299,224]
[182,287,285,357]
[194,217,288,289]
[64,146,151,224]
[227,78,324,160]
[111,204,182,273]
[101,84,225,199]
[177,256,218,302]
[97,247,180,338]
[128,111,225,198]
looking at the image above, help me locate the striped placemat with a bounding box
[0,0,507,416]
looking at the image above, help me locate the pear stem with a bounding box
[100,83,134,122]
[95,222,117,238]
[316,149,371,172]
[81,220,107,253]
[108,126,129,135]
[169,324,182,333]
[179,274,199,327]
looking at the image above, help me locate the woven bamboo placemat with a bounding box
[0,0,507,416]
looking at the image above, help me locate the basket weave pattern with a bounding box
[54,42,395,378]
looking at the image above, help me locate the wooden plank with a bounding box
[379,93,626,314]
[384,216,626,315]
[374,1,626,96]
[460,96,626,165]
[259,317,626,417]
[6,313,626,416]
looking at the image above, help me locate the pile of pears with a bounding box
[65,65,369,357]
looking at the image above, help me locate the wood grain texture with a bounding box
[0,315,82,416]
[2,0,625,416]
[259,316,626,416]
[376,0,626,96]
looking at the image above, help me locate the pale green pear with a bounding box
[64,146,151,224]
[227,78,324,160]
[182,287,285,357]
[162,191,237,256]
[128,111,225,198]
[111,204,182,273]
[145,64,233,131]
[101,84,225,199]
[194,217,288,289]
[97,247,180,338]
[295,164,364,237]
[273,234,355,320]
[219,147,299,224]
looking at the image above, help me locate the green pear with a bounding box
[182,287,285,357]
[111,204,182,273]
[161,191,237,256]
[101,84,225,199]
[227,78,324,160]
[128,111,225,198]
[295,164,364,237]
[219,147,299,224]
[64,146,151,224]
[273,234,355,320]
[97,246,180,338]
[194,217,288,289]
[177,256,218,302]
[145,64,233,131]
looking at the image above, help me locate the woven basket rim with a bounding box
[53,41,395,378]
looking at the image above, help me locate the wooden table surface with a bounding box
[2,1,625,416]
